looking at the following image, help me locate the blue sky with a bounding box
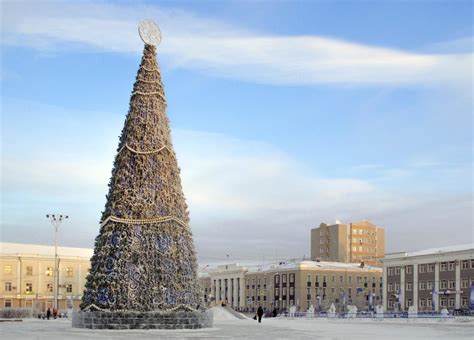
[1,0,472,266]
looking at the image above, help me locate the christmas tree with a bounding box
[80,30,201,313]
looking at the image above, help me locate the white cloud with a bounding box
[1,0,471,86]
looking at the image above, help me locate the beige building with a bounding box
[244,260,382,313]
[382,244,474,312]
[311,220,385,266]
[208,264,247,309]
[0,243,92,312]
[204,260,382,313]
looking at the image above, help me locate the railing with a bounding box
[280,311,459,319]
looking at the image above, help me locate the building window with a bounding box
[395,267,400,275]
[462,298,468,307]
[448,298,455,308]
[25,282,33,293]
[388,300,394,308]
[448,281,455,290]
[406,266,412,274]
[406,282,412,291]
[419,281,426,290]
[66,267,73,277]
[46,267,53,276]
[4,265,12,275]
[47,283,53,293]
[427,264,435,272]
[471,260,474,269]
[348,276,352,283]
[4,300,12,308]
[406,298,412,306]
[275,275,280,284]
[289,274,295,283]
[440,262,447,272]
[448,262,455,271]
[4,282,12,292]
[339,276,343,283]
[388,283,393,292]
[419,265,426,273]
[26,266,33,276]
[282,275,287,284]
[420,299,426,307]
[289,287,294,295]
[461,260,469,269]
[440,280,447,289]
[461,279,468,289]
[427,281,434,290]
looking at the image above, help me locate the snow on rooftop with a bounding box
[384,243,474,260]
[406,243,474,257]
[247,260,381,273]
[0,242,93,259]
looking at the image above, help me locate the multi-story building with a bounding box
[206,260,382,313]
[244,260,382,312]
[382,244,474,312]
[311,220,385,266]
[208,264,247,309]
[0,243,92,312]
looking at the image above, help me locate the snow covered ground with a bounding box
[1,307,473,339]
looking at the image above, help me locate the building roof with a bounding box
[247,260,381,273]
[383,243,474,261]
[0,242,93,259]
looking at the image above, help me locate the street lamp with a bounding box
[46,214,68,311]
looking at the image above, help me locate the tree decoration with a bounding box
[80,28,201,313]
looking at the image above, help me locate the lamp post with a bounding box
[46,214,68,311]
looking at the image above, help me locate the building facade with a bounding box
[382,244,474,312]
[205,260,382,313]
[311,220,385,266]
[244,261,382,312]
[208,264,247,309]
[0,243,92,312]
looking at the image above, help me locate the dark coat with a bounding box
[257,307,264,316]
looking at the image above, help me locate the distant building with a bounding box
[0,242,92,312]
[382,244,474,312]
[208,264,248,309]
[311,220,385,266]
[205,260,382,313]
[245,260,382,313]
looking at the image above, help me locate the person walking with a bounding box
[257,306,264,323]
[46,308,51,320]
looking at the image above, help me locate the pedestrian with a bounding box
[46,308,51,320]
[53,308,57,319]
[272,308,278,317]
[257,306,264,323]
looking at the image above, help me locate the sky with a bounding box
[0,0,472,268]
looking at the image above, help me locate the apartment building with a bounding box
[311,220,385,266]
[0,243,92,312]
[382,244,474,312]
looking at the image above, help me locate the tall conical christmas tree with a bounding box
[81,27,201,313]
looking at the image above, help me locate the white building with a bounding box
[382,244,474,312]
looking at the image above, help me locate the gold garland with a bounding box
[100,215,188,228]
[118,143,175,157]
[131,90,166,102]
[82,303,199,313]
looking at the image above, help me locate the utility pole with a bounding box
[46,214,68,311]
